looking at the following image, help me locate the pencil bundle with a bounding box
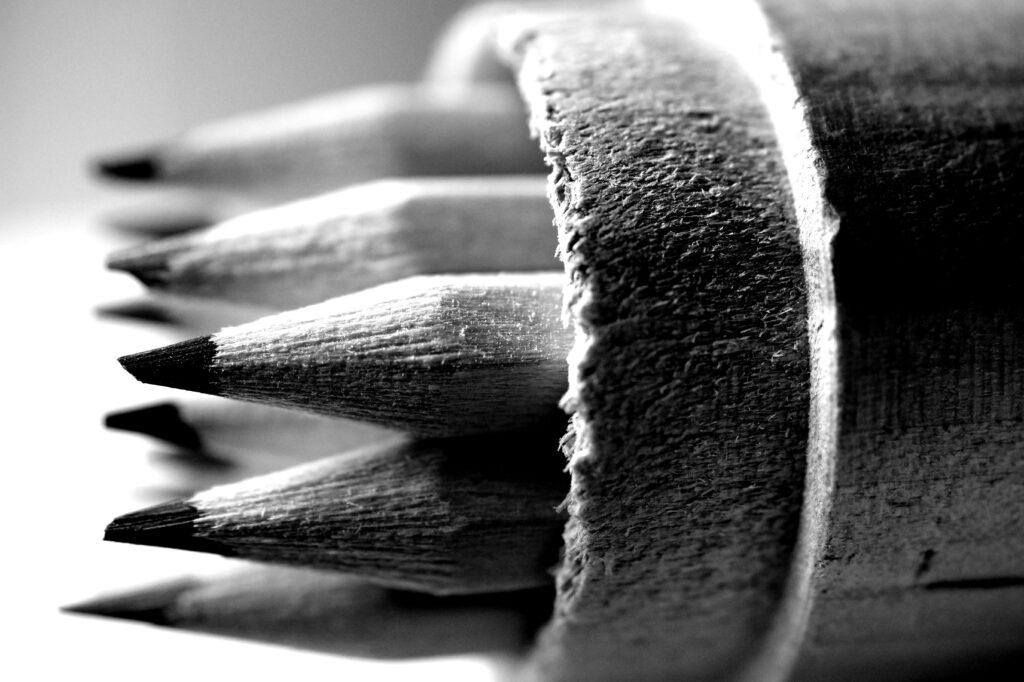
[79,1,1024,681]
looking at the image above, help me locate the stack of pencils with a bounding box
[69,0,571,669]
[67,1,1024,680]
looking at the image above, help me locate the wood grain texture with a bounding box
[497,4,811,679]
[106,437,569,595]
[120,273,572,437]
[107,176,556,310]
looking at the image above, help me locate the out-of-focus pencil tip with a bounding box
[106,245,173,288]
[105,402,204,451]
[93,153,162,181]
[95,300,176,325]
[61,578,200,625]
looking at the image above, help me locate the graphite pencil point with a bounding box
[102,437,567,595]
[101,205,215,237]
[104,398,393,468]
[94,154,161,181]
[96,300,178,325]
[64,567,553,658]
[105,403,204,451]
[117,274,570,437]
[62,578,200,625]
[104,498,233,555]
[106,244,186,288]
[119,336,219,396]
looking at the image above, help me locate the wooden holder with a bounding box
[468,1,1024,679]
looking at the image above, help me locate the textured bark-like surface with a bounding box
[753,1,1024,678]
[499,7,810,680]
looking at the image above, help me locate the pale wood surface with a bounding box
[207,273,571,436]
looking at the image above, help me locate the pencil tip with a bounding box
[94,153,162,181]
[105,499,229,555]
[118,336,220,395]
[95,300,177,325]
[105,403,204,451]
[106,244,177,288]
[62,578,200,625]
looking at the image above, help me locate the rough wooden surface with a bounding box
[493,0,1024,679]
[498,5,811,679]
[105,437,569,595]
[751,1,1024,679]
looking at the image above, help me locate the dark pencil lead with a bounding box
[62,578,201,625]
[93,153,162,181]
[105,403,205,451]
[103,213,213,237]
[95,300,178,325]
[104,498,232,555]
[118,336,220,395]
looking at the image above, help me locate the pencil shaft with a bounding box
[66,565,553,659]
[106,176,556,310]
[105,437,568,595]
[119,273,571,437]
[96,83,545,200]
[106,398,394,463]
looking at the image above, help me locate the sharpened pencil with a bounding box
[106,398,394,463]
[64,565,553,659]
[117,273,570,437]
[96,295,267,332]
[106,176,556,310]
[94,83,545,200]
[100,203,218,237]
[104,436,568,595]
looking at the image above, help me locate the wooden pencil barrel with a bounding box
[490,1,1024,680]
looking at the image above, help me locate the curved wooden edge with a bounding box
[497,2,816,679]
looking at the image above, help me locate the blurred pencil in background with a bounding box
[106,176,555,310]
[95,83,545,201]
[65,565,555,660]
[106,398,394,465]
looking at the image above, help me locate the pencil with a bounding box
[422,1,519,85]
[64,565,554,660]
[100,200,220,237]
[104,436,568,595]
[105,176,556,310]
[117,273,571,437]
[96,295,266,333]
[94,82,545,200]
[86,1,1024,679]
[106,398,394,463]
